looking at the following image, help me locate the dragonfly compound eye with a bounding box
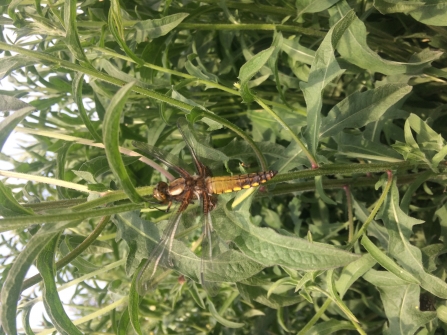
[153,182,169,202]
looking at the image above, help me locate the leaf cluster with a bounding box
[1,0,447,334]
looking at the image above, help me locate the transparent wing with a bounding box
[136,206,184,296]
[200,199,220,296]
[176,118,228,176]
[132,140,194,177]
[176,118,207,176]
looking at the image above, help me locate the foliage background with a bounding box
[1,0,447,334]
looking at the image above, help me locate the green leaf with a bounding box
[0,204,142,231]
[374,0,425,15]
[117,306,130,335]
[103,81,144,204]
[326,269,359,323]
[378,180,447,298]
[237,281,304,308]
[108,0,143,66]
[277,307,290,332]
[0,181,34,217]
[281,37,315,65]
[64,0,89,64]
[238,46,275,102]
[0,220,77,335]
[207,299,244,328]
[78,155,140,179]
[363,269,437,335]
[320,84,412,139]
[335,254,377,298]
[205,250,264,282]
[0,94,30,111]
[21,304,35,335]
[406,114,447,168]
[335,132,404,162]
[0,97,34,152]
[391,113,446,166]
[0,55,36,81]
[177,118,229,165]
[56,142,71,199]
[408,2,447,26]
[266,32,286,104]
[437,305,447,323]
[297,0,341,16]
[400,171,433,213]
[315,176,337,205]
[59,237,100,273]
[328,2,443,74]
[36,234,83,335]
[213,199,360,270]
[300,10,355,155]
[73,73,101,142]
[187,281,206,309]
[129,265,142,335]
[134,13,189,42]
[361,235,419,284]
[99,60,159,89]
[435,204,447,247]
[305,319,356,334]
[72,170,97,184]
[113,211,263,284]
[185,54,219,84]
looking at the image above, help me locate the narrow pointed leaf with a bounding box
[239,46,274,102]
[328,2,443,74]
[134,13,189,42]
[36,234,83,335]
[103,82,144,204]
[300,10,355,155]
[320,84,412,139]
[379,181,447,298]
[1,221,76,335]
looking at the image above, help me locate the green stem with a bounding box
[255,97,318,168]
[273,161,418,184]
[198,110,268,171]
[348,171,394,247]
[297,298,332,335]
[75,21,325,37]
[178,23,325,36]
[0,42,192,111]
[22,215,110,290]
[94,47,240,95]
[0,203,142,226]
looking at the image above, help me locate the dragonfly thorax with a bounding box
[153,175,210,206]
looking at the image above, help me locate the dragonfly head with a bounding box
[153,181,169,203]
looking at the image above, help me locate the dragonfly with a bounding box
[133,118,277,295]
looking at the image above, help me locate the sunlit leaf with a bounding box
[239,46,275,102]
[378,181,447,298]
[300,10,355,155]
[320,84,412,139]
[214,199,360,270]
[134,13,189,42]
[37,234,83,335]
[364,269,437,334]
[329,2,443,74]
[103,81,144,204]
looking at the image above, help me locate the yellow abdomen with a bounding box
[206,170,277,195]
